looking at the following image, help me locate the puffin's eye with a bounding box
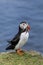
[23,23,25,26]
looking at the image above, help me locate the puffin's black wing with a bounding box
[10,33,20,45]
[6,33,20,50]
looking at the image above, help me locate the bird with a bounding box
[6,21,30,55]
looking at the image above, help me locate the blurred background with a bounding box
[0,0,43,53]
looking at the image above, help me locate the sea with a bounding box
[0,0,43,53]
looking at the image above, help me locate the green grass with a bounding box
[0,50,43,65]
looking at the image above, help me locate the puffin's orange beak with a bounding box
[27,25,30,31]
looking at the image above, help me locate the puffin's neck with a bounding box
[18,27,26,35]
[19,28,23,34]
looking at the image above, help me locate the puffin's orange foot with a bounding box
[16,49,24,55]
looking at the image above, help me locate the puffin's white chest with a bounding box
[15,32,29,50]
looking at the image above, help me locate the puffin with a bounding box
[6,21,30,55]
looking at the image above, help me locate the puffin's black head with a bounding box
[19,21,30,33]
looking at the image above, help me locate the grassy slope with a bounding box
[0,51,43,65]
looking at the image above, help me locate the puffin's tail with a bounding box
[6,45,15,50]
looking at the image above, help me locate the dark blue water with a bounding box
[0,0,43,53]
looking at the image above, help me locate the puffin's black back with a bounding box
[6,32,20,50]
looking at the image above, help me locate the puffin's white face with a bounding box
[20,22,30,31]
